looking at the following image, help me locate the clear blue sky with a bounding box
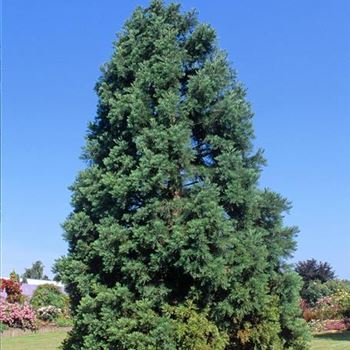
[2,1,349,279]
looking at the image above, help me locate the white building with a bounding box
[25,278,64,288]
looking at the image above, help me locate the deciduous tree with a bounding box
[22,261,49,282]
[295,259,336,283]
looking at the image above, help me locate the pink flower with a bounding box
[0,297,37,330]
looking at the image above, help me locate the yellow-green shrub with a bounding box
[164,301,228,350]
[333,290,350,317]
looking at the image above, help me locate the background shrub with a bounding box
[0,323,9,333]
[324,319,350,331]
[0,277,24,304]
[308,320,324,333]
[0,297,37,330]
[30,284,67,310]
[332,290,350,318]
[55,315,74,327]
[312,296,340,320]
[37,305,62,321]
[325,279,350,294]
[301,281,331,306]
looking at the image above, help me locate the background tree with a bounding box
[55,1,309,348]
[295,259,336,283]
[9,270,20,283]
[22,261,49,282]
[295,259,337,305]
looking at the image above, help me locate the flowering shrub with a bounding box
[299,299,308,312]
[302,295,341,322]
[313,296,340,320]
[308,319,350,333]
[332,290,350,318]
[0,297,37,330]
[37,305,61,321]
[324,318,350,331]
[300,279,350,334]
[308,320,325,333]
[0,278,24,303]
[300,299,316,322]
[302,308,317,322]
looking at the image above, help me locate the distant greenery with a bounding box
[0,323,9,333]
[22,261,49,282]
[302,279,350,306]
[296,259,350,334]
[9,271,20,283]
[295,259,341,305]
[30,284,67,310]
[55,315,74,328]
[296,259,336,284]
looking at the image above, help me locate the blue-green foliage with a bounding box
[55,1,309,348]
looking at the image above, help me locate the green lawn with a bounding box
[1,330,67,350]
[311,331,350,350]
[1,330,349,349]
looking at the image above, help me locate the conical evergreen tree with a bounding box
[55,1,309,349]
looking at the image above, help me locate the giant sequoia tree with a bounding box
[55,1,309,349]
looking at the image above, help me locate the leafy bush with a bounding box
[234,296,284,349]
[0,323,9,333]
[313,296,340,320]
[308,319,324,333]
[55,315,73,327]
[9,271,20,283]
[0,278,24,303]
[301,280,331,306]
[0,297,37,330]
[325,279,350,294]
[62,295,227,350]
[164,301,228,350]
[30,284,67,310]
[302,287,350,332]
[37,305,62,321]
[332,290,350,318]
[302,290,350,322]
[302,307,317,322]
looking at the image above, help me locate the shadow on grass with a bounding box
[314,331,350,342]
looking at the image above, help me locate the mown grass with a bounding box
[1,330,349,349]
[1,330,67,350]
[311,331,350,350]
